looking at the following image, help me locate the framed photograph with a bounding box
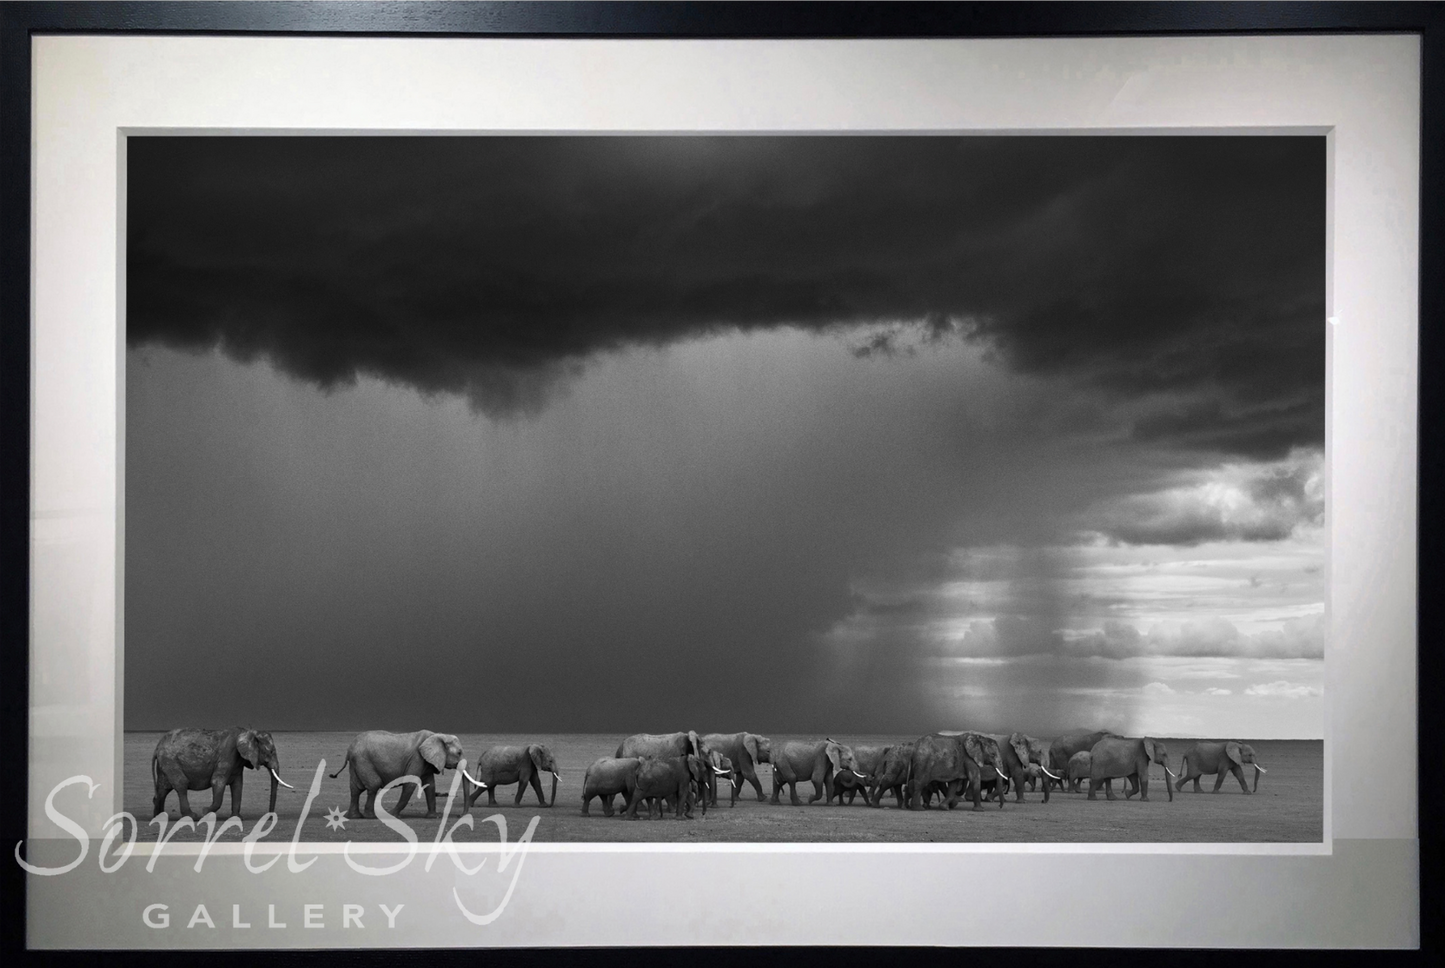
[2,1,1437,957]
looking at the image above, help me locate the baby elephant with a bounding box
[1175,741,1268,793]
[581,756,641,816]
[628,755,709,820]
[465,743,560,808]
[1067,753,1135,795]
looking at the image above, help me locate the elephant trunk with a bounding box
[549,772,558,807]
[267,769,279,814]
[1165,764,1174,801]
[1253,764,1263,792]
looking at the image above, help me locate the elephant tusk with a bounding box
[1163,766,1177,777]
[551,771,561,779]
[462,768,488,789]
[1255,765,1268,773]
[851,769,867,779]
[712,767,730,775]
[269,768,295,790]
[1040,765,1062,780]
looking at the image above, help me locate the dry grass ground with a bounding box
[123,732,1321,844]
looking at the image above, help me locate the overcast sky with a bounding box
[125,135,1325,738]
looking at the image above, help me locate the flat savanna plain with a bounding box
[124,733,1322,843]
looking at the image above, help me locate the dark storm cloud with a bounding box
[127,136,1324,455]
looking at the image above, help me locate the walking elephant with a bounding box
[700,732,773,804]
[465,743,561,808]
[770,738,867,805]
[580,756,641,816]
[628,755,710,819]
[711,753,738,806]
[1175,741,1268,793]
[986,732,1061,803]
[830,744,888,805]
[1087,736,1176,802]
[151,726,295,820]
[330,730,483,819]
[910,732,1007,811]
[869,743,916,808]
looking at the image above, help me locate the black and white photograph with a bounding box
[122,133,1325,844]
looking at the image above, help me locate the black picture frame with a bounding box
[1,2,1440,965]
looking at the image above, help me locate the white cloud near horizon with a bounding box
[1081,449,1324,547]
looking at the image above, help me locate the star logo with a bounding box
[324,806,348,831]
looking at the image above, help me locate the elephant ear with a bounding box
[419,734,448,772]
[1009,734,1030,768]
[236,730,261,769]
[963,734,985,767]
[1225,742,1244,768]
[529,745,546,773]
[744,734,759,767]
[1145,738,1164,763]
[825,742,843,774]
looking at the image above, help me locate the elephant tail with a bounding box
[328,751,351,779]
[150,751,158,786]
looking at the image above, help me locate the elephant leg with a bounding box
[1234,766,1251,793]
[347,780,364,819]
[1106,778,1119,801]
[152,769,176,818]
[175,788,196,819]
[964,770,980,812]
[363,788,380,820]
[1213,770,1226,793]
[746,768,765,802]
[393,781,415,816]
[229,773,244,818]
[205,779,226,817]
[532,772,549,806]
[788,780,801,806]
[808,777,824,805]
[422,779,438,818]
[1193,776,1202,792]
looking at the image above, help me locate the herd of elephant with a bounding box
[150,725,1269,822]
